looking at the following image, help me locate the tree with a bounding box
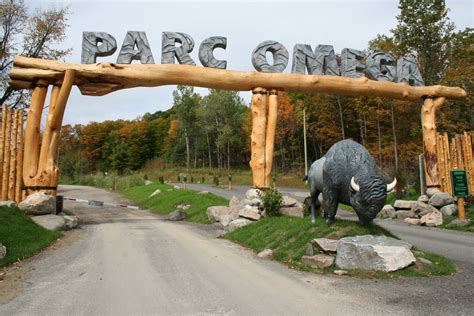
[0,0,71,108]
[392,0,455,85]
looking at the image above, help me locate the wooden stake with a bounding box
[265,89,278,187]
[0,105,7,194]
[15,111,24,202]
[2,108,11,200]
[457,197,465,220]
[7,110,18,200]
[250,88,268,188]
[421,97,445,188]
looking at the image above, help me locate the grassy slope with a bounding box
[440,204,474,232]
[0,206,62,267]
[225,216,456,278]
[122,182,228,224]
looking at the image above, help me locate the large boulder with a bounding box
[301,254,334,268]
[446,218,470,228]
[245,189,262,200]
[239,205,261,220]
[377,205,396,219]
[420,210,443,227]
[63,215,79,230]
[279,205,304,218]
[428,192,454,208]
[411,201,438,217]
[31,214,66,231]
[0,243,6,259]
[167,210,186,221]
[18,192,55,215]
[281,196,298,207]
[404,218,420,225]
[311,238,339,252]
[227,218,253,232]
[425,187,440,198]
[335,235,415,272]
[393,200,416,210]
[417,195,429,203]
[0,200,16,208]
[207,206,233,223]
[440,204,458,216]
[396,210,415,219]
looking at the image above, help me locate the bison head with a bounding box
[349,175,396,224]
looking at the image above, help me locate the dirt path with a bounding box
[1,185,472,315]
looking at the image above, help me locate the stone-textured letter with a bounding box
[340,48,365,78]
[199,36,227,69]
[161,32,196,65]
[251,40,289,73]
[365,52,396,81]
[313,45,340,76]
[81,32,117,64]
[396,55,424,86]
[291,44,318,74]
[117,31,155,64]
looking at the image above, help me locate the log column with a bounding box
[421,97,446,189]
[265,90,278,187]
[250,88,268,188]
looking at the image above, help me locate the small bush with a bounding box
[259,188,283,216]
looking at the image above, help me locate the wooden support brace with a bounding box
[2,108,11,200]
[15,111,24,203]
[265,90,278,188]
[250,88,268,188]
[0,105,7,194]
[8,110,18,200]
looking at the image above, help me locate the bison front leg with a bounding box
[322,190,338,226]
[310,190,321,224]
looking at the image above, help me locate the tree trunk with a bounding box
[206,130,212,170]
[184,129,190,171]
[336,96,345,139]
[390,103,399,171]
[376,103,382,165]
[227,141,230,171]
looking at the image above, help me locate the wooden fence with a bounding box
[0,105,25,203]
[436,131,474,195]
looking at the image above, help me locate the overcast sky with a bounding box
[25,0,473,125]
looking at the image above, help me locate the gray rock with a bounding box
[227,218,253,232]
[219,215,233,227]
[149,189,161,197]
[18,192,55,215]
[425,187,440,198]
[279,206,304,218]
[197,191,209,195]
[446,218,470,228]
[404,218,420,225]
[0,200,17,208]
[281,196,298,207]
[428,192,454,208]
[417,195,429,203]
[418,257,433,265]
[239,205,261,220]
[145,180,153,185]
[420,210,443,227]
[245,189,262,200]
[306,243,314,256]
[301,254,334,268]
[393,200,416,210]
[177,203,191,210]
[229,196,240,208]
[440,204,458,216]
[0,243,6,259]
[257,249,273,259]
[333,270,348,276]
[31,215,66,231]
[311,238,339,252]
[377,205,396,219]
[63,215,78,230]
[249,198,262,207]
[411,201,438,217]
[335,235,415,272]
[207,206,231,223]
[396,210,415,219]
[167,210,186,221]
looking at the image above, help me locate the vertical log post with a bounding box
[2,108,12,200]
[0,105,7,194]
[23,80,48,196]
[250,88,268,188]
[264,89,278,187]
[421,97,446,189]
[15,111,24,203]
[8,110,18,200]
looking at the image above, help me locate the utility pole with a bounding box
[303,107,308,176]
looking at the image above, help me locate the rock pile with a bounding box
[31,214,79,231]
[0,243,6,259]
[391,191,458,227]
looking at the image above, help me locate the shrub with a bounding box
[259,188,283,217]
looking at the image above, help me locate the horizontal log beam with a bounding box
[9,56,468,100]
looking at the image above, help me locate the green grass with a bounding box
[0,206,62,267]
[224,216,456,278]
[440,204,474,232]
[122,182,229,224]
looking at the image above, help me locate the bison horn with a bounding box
[387,178,397,192]
[350,177,360,192]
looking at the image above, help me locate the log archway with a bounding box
[8,56,468,196]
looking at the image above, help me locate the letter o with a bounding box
[251,40,289,73]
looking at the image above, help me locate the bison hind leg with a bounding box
[310,191,321,224]
[322,190,338,226]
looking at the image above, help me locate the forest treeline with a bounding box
[54,0,472,187]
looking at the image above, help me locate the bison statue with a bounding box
[307,140,396,225]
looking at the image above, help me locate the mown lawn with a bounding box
[0,206,62,267]
[122,182,228,224]
[225,216,456,278]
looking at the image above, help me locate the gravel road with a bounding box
[1,185,473,315]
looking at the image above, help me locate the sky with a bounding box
[24,0,473,125]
